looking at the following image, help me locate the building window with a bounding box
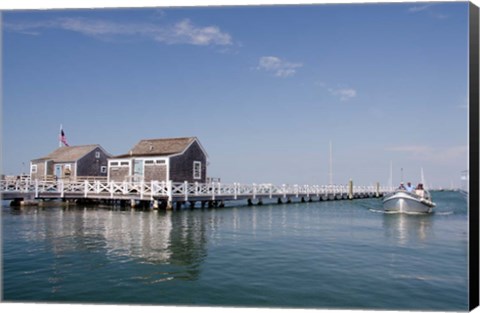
[156,160,166,164]
[95,152,101,159]
[120,161,129,166]
[31,164,37,174]
[193,161,202,179]
[101,166,107,173]
[110,162,119,166]
[145,160,155,165]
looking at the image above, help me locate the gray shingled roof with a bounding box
[32,145,104,162]
[117,137,197,157]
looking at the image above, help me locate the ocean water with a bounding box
[2,191,469,310]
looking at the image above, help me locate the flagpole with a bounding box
[59,124,62,147]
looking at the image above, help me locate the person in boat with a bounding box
[398,182,406,190]
[405,182,414,193]
[415,183,425,198]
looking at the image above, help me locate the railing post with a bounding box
[211,181,215,200]
[123,181,128,194]
[252,183,256,199]
[35,179,39,198]
[184,181,188,201]
[60,180,64,198]
[140,181,145,199]
[234,183,238,200]
[195,182,199,196]
[95,181,100,194]
[150,181,155,200]
[167,180,173,209]
[161,181,166,196]
[110,181,114,198]
[84,180,88,197]
[269,184,273,199]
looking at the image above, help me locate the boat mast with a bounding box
[389,161,393,189]
[329,141,333,185]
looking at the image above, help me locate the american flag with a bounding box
[60,128,69,147]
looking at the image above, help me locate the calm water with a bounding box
[2,191,469,310]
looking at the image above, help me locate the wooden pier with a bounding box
[0,179,394,209]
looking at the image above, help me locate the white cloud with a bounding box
[5,17,233,46]
[328,87,357,101]
[408,3,448,19]
[316,82,357,102]
[257,56,303,78]
[408,4,434,13]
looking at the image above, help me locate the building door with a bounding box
[133,160,144,182]
[54,164,62,179]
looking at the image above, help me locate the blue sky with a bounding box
[2,2,470,187]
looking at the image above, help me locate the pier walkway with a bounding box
[0,179,394,209]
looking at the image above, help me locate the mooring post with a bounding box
[35,179,39,198]
[348,179,353,200]
[234,182,238,200]
[375,182,380,198]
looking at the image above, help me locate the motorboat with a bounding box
[382,188,435,214]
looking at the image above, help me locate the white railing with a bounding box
[1,179,395,201]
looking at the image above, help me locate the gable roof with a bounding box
[32,145,108,163]
[115,137,207,158]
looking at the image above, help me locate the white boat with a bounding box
[382,189,435,214]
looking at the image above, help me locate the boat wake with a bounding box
[433,211,454,216]
[368,208,432,215]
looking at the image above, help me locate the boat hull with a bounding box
[382,191,435,214]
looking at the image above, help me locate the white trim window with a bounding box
[193,161,202,179]
[95,152,101,159]
[109,160,130,167]
[100,166,107,173]
[31,164,37,174]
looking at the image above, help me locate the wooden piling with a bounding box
[348,179,353,200]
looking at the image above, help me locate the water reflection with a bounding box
[11,207,210,281]
[382,213,433,246]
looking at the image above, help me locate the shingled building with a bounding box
[107,137,208,183]
[30,145,111,180]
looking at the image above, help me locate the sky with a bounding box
[1,1,471,188]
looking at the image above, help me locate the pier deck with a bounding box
[1,179,394,209]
